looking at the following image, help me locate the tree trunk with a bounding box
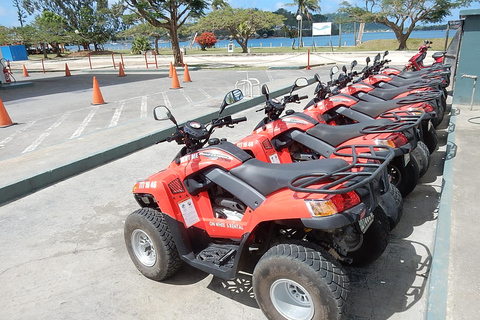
[154,37,159,54]
[168,24,182,66]
[397,33,408,50]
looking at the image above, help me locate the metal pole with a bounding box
[461,74,478,111]
[307,49,311,70]
[41,59,45,73]
[88,53,92,70]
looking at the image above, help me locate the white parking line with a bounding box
[0,121,36,149]
[162,92,171,109]
[22,133,50,153]
[266,70,274,82]
[70,106,99,139]
[198,88,212,99]
[109,101,125,128]
[180,89,193,103]
[141,96,148,118]
[22,112,71,153]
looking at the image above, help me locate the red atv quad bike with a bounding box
[235,78,410,227]
[327,63,441,154]
[124,90,394,320]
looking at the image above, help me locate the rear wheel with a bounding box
[388,155,420,197]
[379,183,403,229]
[410,141,430,177]
[124,207,182,281]
[344,206,390,267]
[422,121,438,154]
[253,243,348,320]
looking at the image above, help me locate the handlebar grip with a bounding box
[299,95,308,100]
[166,131,182,142]
[232,116,247,124]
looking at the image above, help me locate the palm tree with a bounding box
[285,0,321,47]
[285,0,321,20]
[211,0,230,11]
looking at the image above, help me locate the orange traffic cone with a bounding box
[65,63,71,76]
[0,97,15,127]
[92,77,106,105]
[23,65,29,77]
[183,64,192,82]
[170,67,181,89]
[169,61,173,78]
[118,62,125,77]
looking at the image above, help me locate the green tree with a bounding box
[340,0,472,50]
[194,8,285,53]
[125,0,209,66]
[35,11,68,57]
[26,0,124,51]
[121,22,169,53]
[13,0,28,27]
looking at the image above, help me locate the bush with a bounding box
[196,32,217,51]
[131,36,152,54]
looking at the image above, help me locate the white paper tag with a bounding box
[178,198,200,228]
[269,153,280,163]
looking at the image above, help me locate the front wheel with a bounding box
[422,121,438,154]
[253,243,348,320]
[124,207,183,281]
[388,155,420,197]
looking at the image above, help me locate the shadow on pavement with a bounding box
[1,73,170,103]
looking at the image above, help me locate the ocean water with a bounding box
[80,30,453,51]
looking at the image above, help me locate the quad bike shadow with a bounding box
[198,238,432,317]
[346,239,432,319]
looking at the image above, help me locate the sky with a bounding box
[1,0,479,28]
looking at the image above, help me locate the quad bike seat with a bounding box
[350,98,408,117]
[366,84,431,101]
[230,158,349,196]
[306,120,393,147]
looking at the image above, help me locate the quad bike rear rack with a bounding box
[287,144,394,195]
[360,110,425,134]
[395,90,443,104]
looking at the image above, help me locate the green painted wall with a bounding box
[453,10,480,105]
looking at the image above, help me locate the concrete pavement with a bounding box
[0,50,475,319]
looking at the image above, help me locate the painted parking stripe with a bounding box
[22,133,50,153]
[162,92,171,109]
[70,106,99,139]
[266,70,273,82]
[141,96,148,118]
[180,89,193,103]
[0,121,37,150]
[198,88,212,99]
[109,101,125,128]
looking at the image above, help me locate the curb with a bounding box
[425,107,456,319]
[0,78,315,206]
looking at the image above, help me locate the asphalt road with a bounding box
[0,65,448,319]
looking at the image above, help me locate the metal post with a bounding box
[120,54,125,68]
[144,52,148,69]
[461,74,478,111]
[307,49,311,70]
[88,53,92,70]
[112,52,116,69]
[41,59,45,73]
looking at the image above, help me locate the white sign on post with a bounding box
[312,22,332,36]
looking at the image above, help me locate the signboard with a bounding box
[312,22,332,36]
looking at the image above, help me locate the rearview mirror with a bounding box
[330,66,339,80]
[295,77,308,88]
[154,106,177,125]
[384,50,389,57]
[342,65,347,74]
[351,60,357,69]
[220,89,243,114]
[366,57,371,65]
[261,84,270,100]
[374,53,380,62]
